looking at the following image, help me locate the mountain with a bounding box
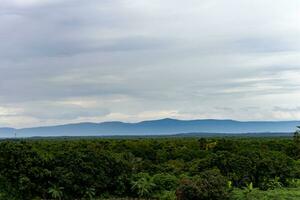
[0,118,299,138]
[0,128,16,138]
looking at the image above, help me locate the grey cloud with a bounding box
[0,0,300,127]
[273,106,300,112]
[23,105,111,120]
[233,37,298,53]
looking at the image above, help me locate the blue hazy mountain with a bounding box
[0,118,299,138]
[0,128,17,138]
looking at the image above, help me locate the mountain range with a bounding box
[0,118,299,138]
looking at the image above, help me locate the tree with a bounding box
[48,185,63,200]
[131,173,156,198]
[84,187,95,200]
[176,169,230,200]
[152,173,178,192]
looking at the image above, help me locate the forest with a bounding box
[0,134,299,200]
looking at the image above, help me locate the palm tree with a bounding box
[131,173,156,198]
[84,187,96,200]
[48,185,64,200]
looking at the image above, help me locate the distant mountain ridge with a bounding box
[0,118,299,138]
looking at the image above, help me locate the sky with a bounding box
[0,0,300,128]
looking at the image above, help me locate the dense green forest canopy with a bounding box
[0,137,299,199]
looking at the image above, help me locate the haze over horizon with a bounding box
[2,118,300,130]
[1,0,300,128]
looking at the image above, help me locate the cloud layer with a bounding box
[1,0,300,127]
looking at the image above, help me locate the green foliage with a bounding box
[258,177,282,191]
[176,169,230,200]
[131,172,155,197]
[176,178,201,200]
[156,190,177,200]
[48,185,64,200]
[0,140,131,199]
[83,187,96,199]
[231,186,300,200]
[152,173,178,192]
[0,137,298,199]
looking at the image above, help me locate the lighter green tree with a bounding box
[48,185,64,200]
[131,173,156,198]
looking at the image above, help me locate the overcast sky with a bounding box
[0,0,300,128]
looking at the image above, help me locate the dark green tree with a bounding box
[176,169,230,200]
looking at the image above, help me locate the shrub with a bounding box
[152,173,178,192]
[258,177,283,191]
[157,190,176,200]
[176,169,230,200]
[176,178,202,200]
